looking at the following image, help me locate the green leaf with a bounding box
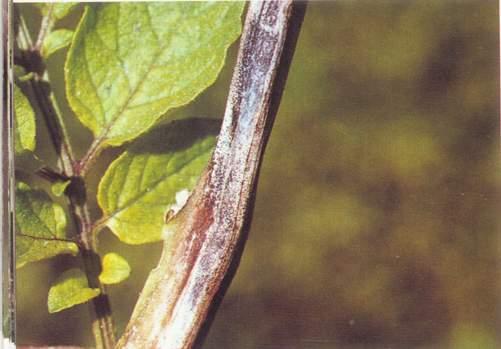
[14,65,34,82]
[66,2,243,147]
[14,84,36,155]
[16,182,78,269]
[51,180,71,197]
[48,268,100,313]
[99,252,131,285]
[36,3,79,21]
[98,118,218,244]
[42,29,73,58]
[14,65,26,77]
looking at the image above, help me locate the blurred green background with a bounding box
[16,1,499,348]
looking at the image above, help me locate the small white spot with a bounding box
[170,189,190,215]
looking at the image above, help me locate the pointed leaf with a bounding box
[51,179,71,197]
[66,2,243,147]
[16,182,78,269]
[14,84,36,155]
[98,119,218,244]
[42,29,73,58]
[99,252,131,285]
[48,268,100,313]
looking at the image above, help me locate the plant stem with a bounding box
[69,182,115,349]
[116,2,306,348]
[76,137,103,177]
[15,8,116,349]
[15,11,75,175]
[34,3,54,52]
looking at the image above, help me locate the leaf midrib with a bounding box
[23,195,60,239]
[89,6,173,146]
[17,232,77,244]
[85,4,232,146]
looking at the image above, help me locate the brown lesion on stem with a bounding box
[116,2,307,349]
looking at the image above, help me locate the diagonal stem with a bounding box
[116,2,307,349]
[33,3,54,51]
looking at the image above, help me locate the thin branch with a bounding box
[15,11,75,176]
[76,137,102,177]
[116,2,307,349]
[35,166,69,184]
[14,8,116,349]
[33,3,54,51]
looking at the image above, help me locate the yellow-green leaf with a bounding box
[66,2,243,147]
[16,182,78,269]
[14,65,26,77]
[48,268,100,313]
[42,29,73,58]
[14,84,36,155]
[51,179,71,197]
[99,253,131,285]
[36,3,79,21]
[97,119,218,244]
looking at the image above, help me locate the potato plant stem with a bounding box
[14,8,116,349]
[116,2,307,348]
